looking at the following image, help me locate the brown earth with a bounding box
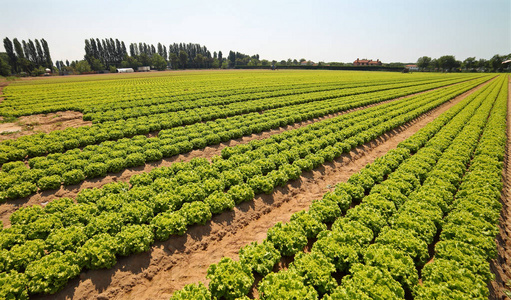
[0,111,92,141]
[30,78,492,300]
[490,76,511,300]
[0,78,492,226]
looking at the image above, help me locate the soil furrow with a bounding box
[33,78,492,300]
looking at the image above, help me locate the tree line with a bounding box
[416,54,510,72]
[52,38,270,74]
[1,37,53,76]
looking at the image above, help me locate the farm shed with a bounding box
[138,66,150,72]
[117,68,134,73]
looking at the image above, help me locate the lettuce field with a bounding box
[0,70,508,299]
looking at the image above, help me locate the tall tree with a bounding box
[490,54,503,72]
[3,38,17,72]
[228,50,236,67]
[152,53,167,71]
[0,53,11,76]
[27,40,38,66]
[462,57,476,71]
[41,38,52,68]
[169,52,178,70]
[129,43,137,57]
[194,53,204,68]
[13,38,24,59]
[34,39,45,66]
[178,50,188,69]
[416,56,431,71]
[218,51,223,63]
[437,55,457,72]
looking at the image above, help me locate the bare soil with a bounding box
[490,76,511,300]
[31,79,491,300]
[0,111,91,141]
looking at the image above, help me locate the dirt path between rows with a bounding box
[490,76,511,300]
[31,79,492,300]
[0,79,492,226]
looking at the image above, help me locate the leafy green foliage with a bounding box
[25,251,81,295]
[266,222,307,256]
[77,233,118,269]
[290,210,327,238]
[290,251,338,294]
[258,269,318,300]
[239,240,280,276]
[0,270,28,299]
[151,212,187,240]
[170,282,211,300]
[207,257,254,300]
[115,224,154,256]
[326,264,404,300]
[204,191,235,214]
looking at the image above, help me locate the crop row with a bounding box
[1,72,469,117]
[0,77,488,201]
[167,75,506,299]
[83,76,464,122]
[0,78,487,170]
[83,76,447,114]
[0,75,479,166]
[416,76,507,298]
[0,75,493,298]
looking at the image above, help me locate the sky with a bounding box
[1,0,510,64]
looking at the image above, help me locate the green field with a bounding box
[0,70,506,299]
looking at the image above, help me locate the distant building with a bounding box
[353,58,382,66]
[300,60,314,66]
[117,68,134,73]
[405,64,419,71]
[138,66,150,72]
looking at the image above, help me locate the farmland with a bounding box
[0,70,508,299]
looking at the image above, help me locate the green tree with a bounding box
[0,54,11,76]
[462,57,476,71]
[152,53,167,71]
[179,50,188,69]
[476,58,489,71]
[35,39,45,66]
[212,58,220,68]
[75,60,92,74]
[416,56,431,71]
[3,37,17,72]
[489,54,503,72]
[90,58,104,71]
[194,53,204,68]
[228,50,236,67]
[41,39,53,68]
[169,52,179,69]
[437,55,457,72]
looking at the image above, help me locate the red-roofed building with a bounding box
[353,58,382,66]
[405,64,419,71]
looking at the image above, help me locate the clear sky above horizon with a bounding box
[1,0,510,64]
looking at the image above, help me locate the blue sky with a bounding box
[1,0,510,63]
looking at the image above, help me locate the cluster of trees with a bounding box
[416,54,510,72]
[58,39,267,74]
[1,37,53,76]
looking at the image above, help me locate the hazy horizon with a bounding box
[1,0,510,64]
